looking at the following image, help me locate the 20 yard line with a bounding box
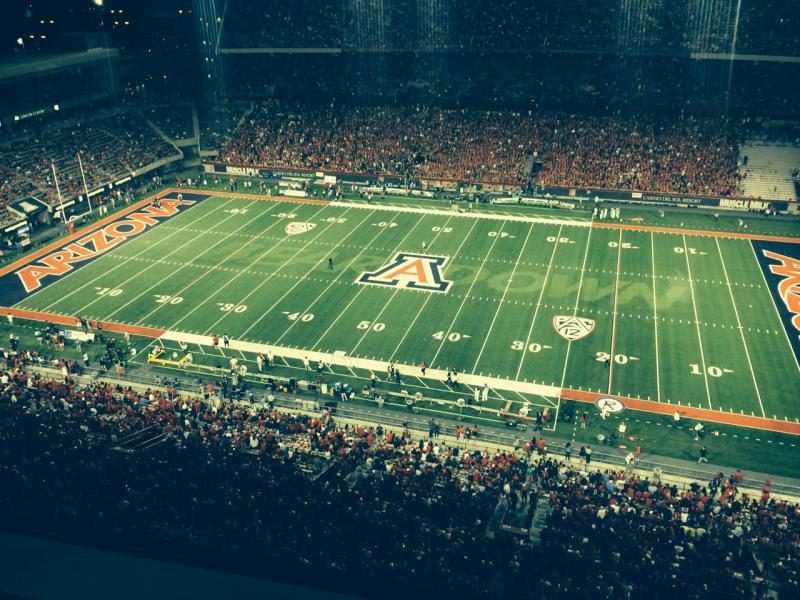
[515,224,563,380]
[471,223,534,371]
[650,232,661,403]
[606,229,624,395]
[715,238,765,417]
[682,234,713,410]
[558,226,594,389]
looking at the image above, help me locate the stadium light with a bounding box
[92,0,104,6]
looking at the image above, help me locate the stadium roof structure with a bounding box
[0,48,119,83]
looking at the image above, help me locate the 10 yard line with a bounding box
[606,229,624,395]
[715,238,765,417]
[558,226,594,389]
[682,234,713,409]
[650,232,661,403]
[471,222,535,371]
[515,224,563,380]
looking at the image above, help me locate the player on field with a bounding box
[328,257,334,270]
[256,353,264,372]
[481,384,489,403]
[266,350,274,369]
[303,356,310,371]
[223,334,230,348]
[212,335,219,349]
[422,241,427,252]
[419,361,427,376]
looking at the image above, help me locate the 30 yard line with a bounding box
[156,205,348,334]
[650,232,661,403]
[606,229,624,395]
[715,238,765,417]
[558,226,593,389]
[682,234,713,410]
[77,200,269,319]
[429,221,506,368]
[515,224,563,380]
[471,223,534,371]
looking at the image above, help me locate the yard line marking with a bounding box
[558,226,594,389]
[748,243,800,373]
[313,215,448,354]
[431,221,504,368]
[471,222,534,371]
[607,230,624,395]
[273,209,390,345]
[715,238,765,417]
[74,200,265,318]
[132,203,310,326]
[101,202,279,321]
[650,232,661,403]
[350,214,460,356]
[36,198,237,312]
[231,211,375,336]
[682,234,713,410]
[515,224,563,380]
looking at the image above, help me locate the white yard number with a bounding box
[323,217,347,223]
[595,351,630,364]
[511,340,543,352]
[276,212,297,218]
[287,312,314,322]
[95,287,122,297]
[608,241,633,249]
[154,294,183,304]
[689,364,728,377]
[547,236,571,243]
[226,208,248,215]
[357,320,385,332]
[375,221,398,228]
[433,331,463,342]
[217,303,248,313]
[432,226,452,232]
[488,231,511,238]
[674,247,698,254]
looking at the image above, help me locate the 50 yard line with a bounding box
[558,226,593,389]
[682,234,713,410]
[715,237,765,417]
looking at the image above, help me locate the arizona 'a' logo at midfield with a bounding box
[357,253,452,293]
[553,315,596,341]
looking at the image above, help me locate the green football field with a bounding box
[9,191,800,435]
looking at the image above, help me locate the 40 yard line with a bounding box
[471,223,534,371]
[682,234,713,410]
[715,238,765,417]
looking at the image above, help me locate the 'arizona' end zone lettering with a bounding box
[0,192,210,307]
[357,253,453,293]
[752,239,800,366]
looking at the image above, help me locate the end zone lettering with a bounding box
[15,198,196,293]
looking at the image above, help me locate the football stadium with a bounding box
[0,1,798,598]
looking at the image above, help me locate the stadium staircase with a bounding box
[111,424,167,453]
[738,141,800,201]
[528,496,552,546]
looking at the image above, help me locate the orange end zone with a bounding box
[561,388,800,435]
[592,221,800,244]
[3,307,165,339]
[168,187,330,206]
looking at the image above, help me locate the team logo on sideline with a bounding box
[285,222,317,236]
[357,253,452,293]
[553,315,596,341]
[595,397,625,414]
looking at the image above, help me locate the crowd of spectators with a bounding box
[219,0,799,57]
[144,103,195,140]
[0,347,797,598]
[218,102,743,195]
[197,101,250,152]
[0,110,179,226]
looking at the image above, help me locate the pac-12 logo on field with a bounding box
[285,222,317,236]
[357,253,452,293]
[553,315,596,341]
